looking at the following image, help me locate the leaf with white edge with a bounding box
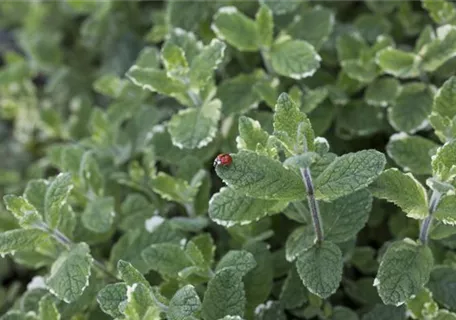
[370,168,428,219]
[254,301,286,320]
[273,93,315,154]
[202,268,246,320]
[215,250,256,277]
[314,150,386,201]
[3,195,42,227]
[141,243,192,277]
[364,77,400,107]
[189,39,226,89]
[117,260,150,288]
[161,42,188,80]
[24,179,48,216]
[46,243,93,303]
[151,172,198,205]
[388,83,434,133]
[121,283,160,320]
[375,47,419,78]
[270,39,321,79]
[38,294,60,320]
[287,6,335,50]
[236,116,269,151]
[168,99,221,149]
[259,0,301,15]
[421,26,456,72]
[321,189,373,243]
[375,239,434,306]
[215,150,304,201]
[285,225,315,262]
[44,173,73,229]
[422,0,456,24]
[433,76,456,119]
[168,285,201,320]
[209,187,279,227]
[211,7,259,52]
[256,5,273,48]
[81,197,115,234]
[336,100,385,139]
[435,310,456,320]
[218,73,262,116]
[0,229,48,255]
[434,195,456,225]
[428,266,456,310]
[341,59,378,83]
[432,139,456,182]
[280,266,308,309]
[134,46,160,69]
[296,241,343,298]
[406,287,439,320]
[167,29,203,64]
[97,283,127,319]
[386,133,439,175]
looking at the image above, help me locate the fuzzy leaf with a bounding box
[3,195,43,227]
[428,266,456,310]
[421,26,456,72]
[280,266,308,309]
[375,239,434,306]
[422,0,456,24]
[215,250,257,277]
[434,194,456,225]
[189,39,226,88]
[38,295,60,320]
[364,77,400,107]
[256,5,273,48]
[141,243,192,277]
[121,283,159,320]
[81,197,115,234]
[215,150,304,201]
[24,179,48,216]
[376,47,419,78]
[168,285,201,320]
[285,225,315,262]
[117,260,150,288]
[97,283,128,319]
[432,139,456,182]
[0,229,48,255]
[270,39,320,79]
[161,42,188,80]
[218,73,262,116]
[237,116,269,151]
[44,173,73,228]
[46,243,93,303]
[314,150,386,201]
[433,76,456,119]
[370,168,428,219]
[151,172,198,205]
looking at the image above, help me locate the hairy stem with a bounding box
[300,167,324,243]
[419,190,441,244]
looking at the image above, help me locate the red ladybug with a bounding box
[213,153,232,167]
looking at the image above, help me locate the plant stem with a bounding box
[419,190,441,245]
[300,167,324,243]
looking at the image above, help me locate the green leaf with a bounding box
[375,47,419,78]
[369,168,428,219]
[141,243,192,277]
[374,239,434,306]
[433,76,456,120]
[406,288,439,320]
[168,285,201,320]
[314,150,386,201]
[167,29,203,64]
[189,39,226,88]
[361,304,406,320]
[215,150,304,201]
[81,197,115,234]
[256,5,273,48]
[218,73,262,116]
[254,301,286,320]
[331,306,359,320]
[121,283,160,320]
[285,225,315,261]
[270,39,321,79]
[364,77,400,107]
[279,266,308,309]
[336,32,368,62]
[287,6,335,50]
[0,229,48,255]
[434,194,456,225]
[421,26,456,72]
[215,250,257,277]
[202,268,245,320]
[301,87,329,113]
[274,93,315,154]
[3,195,42,227]
[117,260,150,288]
[432,140,456,182]
[341,59,378,83]
[211,7,259,52]
[168,99,221,149]
[44,173,73,229]
[428,266,456,310]
[237,116,269,151]
[209,187,279,227]
[321,189,373,243]
[46,243,93,303]
[38,294,60,320]
[422,0,456,24]
[435,310,456,320]
[386,133,439,175]
[296,241,343,298]
[259,0,300,14]
[97,283,128,319]
[161,42,188,80]
[134,46,160,69]
[24,179,48,216]
[151,172,198,205]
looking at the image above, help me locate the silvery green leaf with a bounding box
[141,243,192,277]
[218,73,262,116]
[421,26,456,72]
[44,173,73,229]
[97,283,127,319]
[434,194,456,225]
[432,140,456,181]
[236,116,269,151]
[433,76,456,119]
[0,229,48,256]
[38,294,60,320]
[285,225,315,262]
[422,0,456,24]
[428,266,456,310]
[364,77,400,107]
[161,42,188,80]
[3,195,43,227]
[279,266,308,309]
[81,197,115,234]
[117,260,150,288]
[168,285,201,320]
[24,179,48,216]
[375,47,420,78]
[189,39,226,89]
[215,250,256,277]
[375,239,433,306]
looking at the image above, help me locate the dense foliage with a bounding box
[1,1,456,319]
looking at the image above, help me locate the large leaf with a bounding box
[168,285,201,320]
[0,229,48,255]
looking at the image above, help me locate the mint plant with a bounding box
[1,1,456,320]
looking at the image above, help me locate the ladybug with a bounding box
[213,153,232,167]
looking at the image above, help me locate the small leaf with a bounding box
[218,73,262,116]
[314,150,386,201]
[375,239,434,306]
[434,310,456,320]
[270,39,321,79]
[141,243,192,277]
[386,133,439,175]
[364,77,400,107]
[215,150,304,201]
[215,250,257,277]
[285,225,315,262]
[433,76,456,120]
[254,301,286,320]
[189,39,226,88]
[361,304,406,320]
[256,5,273,48]
[211,7,259,52]
[209,187,279,227]
[97,283,128,319]
[432,140,456,182]
[0,229,48,255]
[406,288,439,320]
[168,99,221,149]
[375,47,419,78]
[38,294,60,320]
[81,197,115,234]
[161,42,188,79]
[151,172,198,205]
[24,179,48,215]
[434,194,456,225]
[296,241,343,298]
[331,306,359,320]
[168,285,201,320]
[369,168,428,219]
[117,260,150,288]
[422,0,456,24]
[3,195,42,227]
[44,173,73,229]
[46,243,93,303]
[237,116,269,151]
[341,59,378,83]
[121,283,159,320]
[202,268,246,320]
[428,266,456,310]
[388,83,434,133]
